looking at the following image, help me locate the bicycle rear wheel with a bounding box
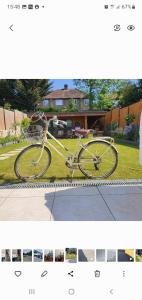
[14,144,51,180]
[78,140,118,179]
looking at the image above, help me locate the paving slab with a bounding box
[55,186,100,196]
[103,194,142,221]
[50,194,114,221]
[0,184,142,221]
[0,197,7,206]
[98,185,142,195]
[0,196,53,221]
[0,189,15,198]
[11,188,55,198]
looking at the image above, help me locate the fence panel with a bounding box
[0,108,27,136]
[129,101,142,126]
[104,101,142,129]
[14,110,24,124]
[119,107,129,128]
[105,111,112,127]
[4,109,15,130]
[111,108,120,124]
[0,108,5,130]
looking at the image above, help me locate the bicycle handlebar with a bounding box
[30,112,67,130]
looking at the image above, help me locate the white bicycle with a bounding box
[14,112,118,180]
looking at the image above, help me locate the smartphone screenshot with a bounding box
[0,0,142,299]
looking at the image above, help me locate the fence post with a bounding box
[3,108,6,130]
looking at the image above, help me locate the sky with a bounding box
[51,79,74,90]
[50,79,138,91]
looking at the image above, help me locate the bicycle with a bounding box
[14,112,118,181]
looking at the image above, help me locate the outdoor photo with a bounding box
[0,79,142,221]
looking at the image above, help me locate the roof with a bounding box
[44,87,86,100]
[43,111,107,118]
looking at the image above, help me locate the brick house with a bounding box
[40,84,89,111]
[39,84,106,131]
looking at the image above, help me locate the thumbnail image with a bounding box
[107,249,116,262]
[44,250,53,262]
[55,250,64,262]
[1,249,11,262]
[23,249,32,262]
[65,248,77,263]
[34,249,43,262]
[78,249,95,262]
[135,249,142,262]
[12,249,22,262]
[96,249,106,262]
[118,249,134,262]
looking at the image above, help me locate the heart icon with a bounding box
[14,271,22,277]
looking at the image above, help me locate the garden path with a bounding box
[0,147,25,160]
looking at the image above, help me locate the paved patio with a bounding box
[0,184,142,221]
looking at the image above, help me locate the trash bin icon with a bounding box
[94,270,101,278]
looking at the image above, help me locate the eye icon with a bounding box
[127,25,135,31]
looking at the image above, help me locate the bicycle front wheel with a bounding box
[14,144,51,180]
[78,140,118,179]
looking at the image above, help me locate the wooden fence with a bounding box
[105,100,142,128]
[0,107,27,137]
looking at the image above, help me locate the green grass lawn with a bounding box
[0,139,142,185]
[66,253,77,260]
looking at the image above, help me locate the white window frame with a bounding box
[84,99,89,105]
[55,99,64,106]
[43,99,49,106]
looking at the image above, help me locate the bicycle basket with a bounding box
[23,124,44,141]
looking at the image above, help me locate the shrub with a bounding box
[125,113,135,125]
[39,107,61,113]
[21,118,30,129]
[111,120,118,131]
[0,134,21,146]
[4,102,11,110]
[126,124,139,141]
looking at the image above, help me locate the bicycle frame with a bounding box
[39,128,115,168]
[42,129,84,164]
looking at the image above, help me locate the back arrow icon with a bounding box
[9,24,14,31]
[110,289,114,295]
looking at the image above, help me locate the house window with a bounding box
[55,99,63,106]
[75,121,81,128]
[43,99,49,106]
[84,99,89,105]
[66,120,73,128]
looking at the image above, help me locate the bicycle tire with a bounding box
[78,140,118,179]
[14,144,51,180]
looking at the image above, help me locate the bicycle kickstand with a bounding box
[68,167,75,183]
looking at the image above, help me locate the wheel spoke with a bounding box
[15,145,51,179]
[78,141,117,179]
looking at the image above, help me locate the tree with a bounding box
[74,79,128,110]
[74,79,97,110]
[0,79,16,107]
[119,81,140,107]
[0,79,53,111]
